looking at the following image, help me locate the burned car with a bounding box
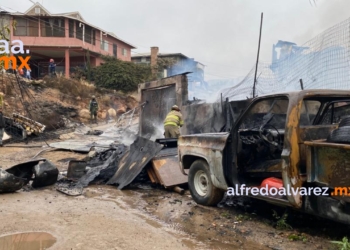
[178,90,350,224]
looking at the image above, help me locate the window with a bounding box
[101,40,109,51]
[35,8,40,14]
[141,57,147,62]
[85,25,92,44]
[122,48,127,56]
[113,44,117,57]
[92,30,95,45]
[41,18,65,37]
[14,17,39,36]
[239,98,289,130]
[300,100,321,126]
[320,101,350,125]
[75,22,83,40]
[69,19,74,38]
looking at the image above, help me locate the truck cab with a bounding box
[178,90,350,224]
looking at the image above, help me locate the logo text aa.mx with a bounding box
[0,39,31,70]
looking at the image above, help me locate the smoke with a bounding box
[165,58,247,103]
[148,122,165,141]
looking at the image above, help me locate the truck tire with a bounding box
[327,126,350,144]
[339,116,350,127]
[188,159,225,206]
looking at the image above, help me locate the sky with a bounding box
[2,0,350,81]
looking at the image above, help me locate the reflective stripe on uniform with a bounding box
[165,115,180,123]
[164,111,180,125]
[164,121,178,126]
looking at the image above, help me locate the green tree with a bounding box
[92,56,152,92]
[0,17,14,70]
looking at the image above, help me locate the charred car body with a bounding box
[178,90,350,224]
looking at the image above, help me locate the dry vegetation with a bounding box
[0,73,139,128]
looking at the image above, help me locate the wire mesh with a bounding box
[220,17,350,101]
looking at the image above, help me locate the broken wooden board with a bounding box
[107,136,163,189]
[147,167,160,184]
[152,155,187,188]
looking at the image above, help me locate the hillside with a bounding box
[0,73,139,130]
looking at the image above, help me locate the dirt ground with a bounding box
[0,135,347,250]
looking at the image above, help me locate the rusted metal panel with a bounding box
[140,85,176,137]
[304,140,350,149]
[278,91,350,208]
[152,155,187,188]
[298,125,338,142]
[182,102,226,134]
[306,141,350,188]
[138,73,189,138]
[107,136,163,189]
[178,132,230,190]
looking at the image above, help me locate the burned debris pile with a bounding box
[0,159,58,193]
[106,136,163,189]
[57,144,127,196]
[56,136,182,196]
[4,133,187,197]
[4,113,46,141]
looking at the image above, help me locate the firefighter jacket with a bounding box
[164,110,184,127]
[89,99,99,112]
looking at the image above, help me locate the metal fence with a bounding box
[220,17,350,101]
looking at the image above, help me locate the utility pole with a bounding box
[252,13,263,98]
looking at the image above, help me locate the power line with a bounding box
[205,72,244,79]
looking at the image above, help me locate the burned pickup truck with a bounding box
[178,90,350,224]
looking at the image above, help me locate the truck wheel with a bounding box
[188,160,225,206]
[327,126,350,143]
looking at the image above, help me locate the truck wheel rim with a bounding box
[194,170,208,196]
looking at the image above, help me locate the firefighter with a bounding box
[89,95,99,124]
[163,105,184,138]
[49,59,56,77]
[0,107,5,146]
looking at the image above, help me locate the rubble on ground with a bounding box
[57,144,127,196]
[0,159,58,193]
